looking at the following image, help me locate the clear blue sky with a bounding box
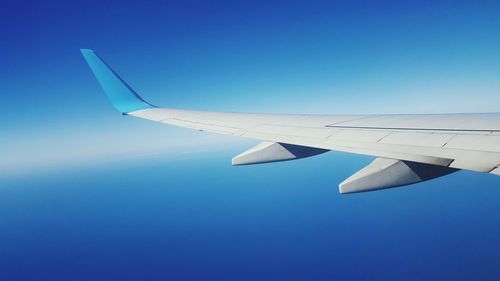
[2,1,500,280]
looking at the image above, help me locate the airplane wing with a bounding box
[81,49,500,193]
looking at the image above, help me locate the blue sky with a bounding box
[2,1,500,280]
[1,0,500,175]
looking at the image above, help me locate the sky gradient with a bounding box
[1,1,500,280]
[2,0,500,174]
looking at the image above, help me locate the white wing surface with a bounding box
[81,49,500,193]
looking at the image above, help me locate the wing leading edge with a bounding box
[81,49,500,193]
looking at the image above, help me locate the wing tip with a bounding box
[81,49,155,113]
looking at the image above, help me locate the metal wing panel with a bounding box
[379,132,455,148]
[129,108,500,173]
[444,134,500,153]
[131,108,367,129]
[330,113,500,131]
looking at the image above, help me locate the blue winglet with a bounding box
[80,49,155,114]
